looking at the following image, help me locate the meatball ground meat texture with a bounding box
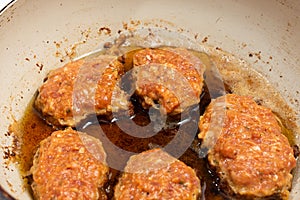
[35,55,129,127]
[114,148,201,200]
[199,94,296,199]
[30,128,109,200]
[132,48,205,114]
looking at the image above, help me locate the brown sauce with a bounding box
[12,97,55,174]
[12,47,298,200]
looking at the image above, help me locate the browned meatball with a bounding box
[30,128,109,200]
[199,94,296,199]
[114,148,201,200]
[133,48,205,114]
[35,55,129,127]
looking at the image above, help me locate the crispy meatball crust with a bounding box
[35,55,128,127]
[133,48,205,114]
[199,94,296,199]
[114,148,201,200]
[30,128,109,200]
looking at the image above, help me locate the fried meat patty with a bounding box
[114,148,201,200]
[30,128,109,200]
[133,48,205,114]
[35,55,129,127]
[199,94,296,199]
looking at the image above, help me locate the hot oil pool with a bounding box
[9,39,299,200]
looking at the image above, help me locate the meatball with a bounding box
[198,94,296,199]
[132,48,205,114]
[114,148,201,200]
[30,128,109,200]
[35,55,129,127]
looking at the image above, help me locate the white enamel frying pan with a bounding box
[0,0,299,199]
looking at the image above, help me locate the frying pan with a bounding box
[0,0,299,199]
